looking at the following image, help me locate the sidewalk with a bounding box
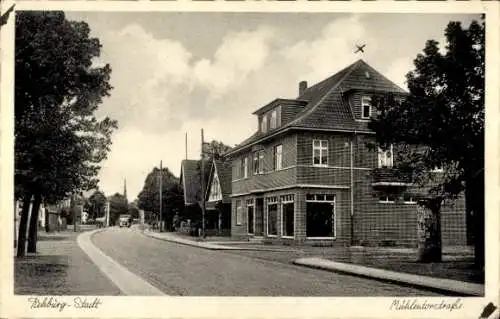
[14,230,123,295]
[294,257,484,296]
[141,228,484,296]
[142,229,300,252]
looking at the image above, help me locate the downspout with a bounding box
[350,134,355,246]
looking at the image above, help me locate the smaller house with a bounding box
[205,159,232,236]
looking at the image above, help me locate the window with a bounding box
[208,173,222,202]
[235,200,242,225]
[270,110,277,129]
[313,140,328,166]
[281,195,294,238]
[361,96,372,119]
[247,203,254,234]
[253,150,264,175]
[432,165,444,172]
[274,144,283,170]
[261,115,268,133]
[306,194,335,238]
[403,195,417,204]
[243,157,248,178]
[378,145,393,168]
[266,197,278,236]
[379,195,395,204]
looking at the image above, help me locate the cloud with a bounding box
[194,27,275,96]
[281,15,365,84]
[385,57,414,90]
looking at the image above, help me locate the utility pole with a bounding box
[72,194,77,232]
[200,129,206,238]
[185,132,188,160]
[159,160,163,232]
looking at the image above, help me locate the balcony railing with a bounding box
[371,167,413,187]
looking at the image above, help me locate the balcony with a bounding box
[371,168,413,187]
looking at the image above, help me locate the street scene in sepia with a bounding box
[9,10,485,297]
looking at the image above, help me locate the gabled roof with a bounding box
[180,159,211,206]
[205,159,232,203]
[227,59,407,156]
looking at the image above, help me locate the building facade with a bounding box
[205,159,232,236]
[227,59,467,247]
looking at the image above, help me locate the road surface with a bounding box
[91,227,442,296]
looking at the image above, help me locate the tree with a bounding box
[15,11,116,256]
[87,189,107,220]
[108,193,128,226]
[369,17,484,266]
[137,167,184,231]
[202,140,232,160]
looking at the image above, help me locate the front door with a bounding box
[247,205,254,234]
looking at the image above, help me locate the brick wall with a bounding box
[353,170,467,247]
[296,132,351,167]
[232,187,351,246]
[232,133,297,194]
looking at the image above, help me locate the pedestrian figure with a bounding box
[57,215,62,232]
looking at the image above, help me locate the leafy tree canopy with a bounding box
[137,167,184,221]
[202,140,232,160]
[15,11,117,202]
[369,17,484,198]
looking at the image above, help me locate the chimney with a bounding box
[299,81,308,96]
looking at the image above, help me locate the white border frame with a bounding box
[1,4,498,319]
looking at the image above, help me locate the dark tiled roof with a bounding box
[180,159,211,206]
[229,59,406,155]
[216,160,232,202]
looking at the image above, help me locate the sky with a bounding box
[64,11,480,201]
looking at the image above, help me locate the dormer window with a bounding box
[261,115,268,133]
[361,96,372,119]
[270,110,277,129]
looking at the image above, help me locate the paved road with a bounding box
[91,227,442,296]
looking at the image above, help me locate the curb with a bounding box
[77,228,165,296]
[141,230,300,252]
[293,257,484,296]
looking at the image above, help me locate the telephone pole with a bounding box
[159,160,163,232]
[200,129,206,238]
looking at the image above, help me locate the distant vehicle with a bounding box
[119,214,131,228]
[81,211,89,224]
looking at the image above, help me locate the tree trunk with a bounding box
[27,192,42,253]
[416,197,442,262]
[16,194,32,257]
[466,170,484,269]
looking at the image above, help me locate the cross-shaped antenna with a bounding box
[354,44,366,54]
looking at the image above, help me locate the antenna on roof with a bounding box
[354,44,366,54]
[185,132,188,160]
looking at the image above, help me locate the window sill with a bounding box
[312,164,329,168]
[267,234,278,238]
[404,202,417,205]
[379,201,395,204]
[306,237,336,240]
[236,223,242,226]
[282,235,294,239]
